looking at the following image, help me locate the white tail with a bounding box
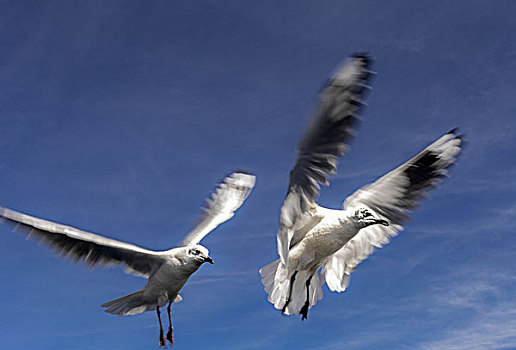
[259,259,324,315]
[101,290,153,316]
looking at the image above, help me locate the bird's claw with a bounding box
[159,330,166,347]
[159,338,166,348]
[166,327,174,344]
[300,302,310,321]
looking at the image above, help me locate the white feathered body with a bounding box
[261,207,359,315]
[143,254,198,304]
[287,207,357,272]
[102,248,203,316]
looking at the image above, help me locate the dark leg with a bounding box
[281,271,298,314]
[299,276,313,321]
[157,306,166,347]
[166,300,174,344]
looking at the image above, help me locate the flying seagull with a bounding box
[259,54,463,320]
[1,171,255,346]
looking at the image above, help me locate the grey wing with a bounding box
[0,207,164,278]
[181,171,256,246]
[277,54,375,264]
[322,129,464,292]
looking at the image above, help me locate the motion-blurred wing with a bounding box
[0,207,164,278]
[181,171,256,246]
[278,54,374,264]
[322,129,464,291]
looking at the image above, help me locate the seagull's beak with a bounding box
[376,219,389,226]
[204,256,214,264]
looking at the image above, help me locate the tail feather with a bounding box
[101,290,153,316]
[259,259,324,316]
[259,259,281,294]
[260,259,288,310]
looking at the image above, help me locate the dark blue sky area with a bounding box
[1,1,515,349]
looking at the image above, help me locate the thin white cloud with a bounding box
[309,266,516,350]
[419,308,516,350]
[187,271,254,286]
[418,270,516,350]
[413,201,516,239]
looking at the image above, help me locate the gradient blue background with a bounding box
[1,1,515,349]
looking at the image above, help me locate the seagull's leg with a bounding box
[299,275,313,321]
[281,271,298,314]
[157,306,166,347]
[166,300,174,344]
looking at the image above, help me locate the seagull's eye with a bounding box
[190,249,200,255]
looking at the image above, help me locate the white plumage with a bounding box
[1,171,255,346]
[259,54,463,320]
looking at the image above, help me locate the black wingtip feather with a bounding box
[233,169,255,176]
[350,52,373,64]
[447,127,459,135]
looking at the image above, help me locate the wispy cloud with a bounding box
[187,271,254,286]
[417,270,516,350]
[310,266,516,350]
[419,305,516,350]
[413,200,516,239]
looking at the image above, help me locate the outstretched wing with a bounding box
[181,171,256,246]
[277,54,375,264]
[322,129,464,292]
[0,207,165,278]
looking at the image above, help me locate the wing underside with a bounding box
[181,171,256,246]
[322,129,464,291]
[0,207,164,277]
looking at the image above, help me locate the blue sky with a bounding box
[1,1,515,349]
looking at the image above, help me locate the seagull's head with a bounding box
[187,245,214,265]
[352,208,389,228]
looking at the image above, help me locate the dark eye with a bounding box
[190,249,200,255]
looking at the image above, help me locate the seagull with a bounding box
[259,54,463,320]
[0,171,255,346]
